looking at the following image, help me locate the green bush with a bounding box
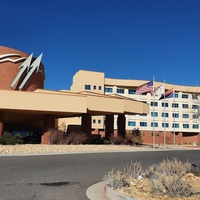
[0,133,23,145]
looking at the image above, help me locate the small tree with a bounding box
[132,128,143,144]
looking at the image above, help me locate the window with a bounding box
[172,103,179,108]
[183,124,189,128]
[182,94,188,99]
[98,86,102,90]
[128,121,136,126]
[139,114,147,116]
[98,120,101,124]
[140,122,147,127]
[151,112,158,117]
[93,119,96,123]
[192,105,199,109]
[150,102,158,106]
[162,123,169,128]
[128,89,136,94]
[193,124,199,129]
[85,85,91,90]
[151,122,158,127]
[182,114,189,118]
[117,88,124,94]
[93,85,96,90]
[162,113,169,117]
[172,113,179,118]
[105,87,113,93]
[162,102,168,107]
[175,93,179,98]
[182,104,189,109]
[172,123,179,128]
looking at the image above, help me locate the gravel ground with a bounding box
[0,144,152,154]
[0,144,198,155]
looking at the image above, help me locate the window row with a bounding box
[85,85,102,90]
[128,121,199,129]
[151,112,197,119]
[151,102,199,109]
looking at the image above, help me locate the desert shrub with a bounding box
[123,161,143,179]
[63,132,89,144]
[144,157,192,197]
[109,135,125,145]
[0,133,23,145]
[103,168,129,190]
[49,128,64,144]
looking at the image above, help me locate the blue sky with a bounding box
[1,0,200,90]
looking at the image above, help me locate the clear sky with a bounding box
[1,0,200,90]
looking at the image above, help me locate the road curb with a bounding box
[86,181,137,200]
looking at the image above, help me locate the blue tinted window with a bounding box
[129,89,136,94]
[151,112,158,117]
[151,102,158,106]
[193,124,199,129]
[140,122,147,127]
[117,88,124,94]
[172,113,179,118]
[105,87,113,93]
[182,114,189,118]
[175,93,179,98]
[182,104,189,108]
[183,124,189,128]
[151,122,158,127]
[128,121,136,126]
[162,123,169,128]
[172,123,179,128]
[85,85,91,90]
[172,103,179,108]
[162,113,169,117]
[162,102,168,107]
[192,105,199,109]
[182,94,188,99]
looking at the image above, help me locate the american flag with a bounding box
[136,80,153,95]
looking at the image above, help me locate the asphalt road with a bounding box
[0,149,200,200]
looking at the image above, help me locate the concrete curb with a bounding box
[86,181,137,200]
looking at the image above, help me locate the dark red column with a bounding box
[105,114,114,139]
[81,114,92,143]
[0,112,4,138]
[117,114,126,138]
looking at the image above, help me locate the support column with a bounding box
[105,114,114,139]
[81,114,92,143]
[42,114,55,144]
[0,112,4,138]
[117,114,126,138]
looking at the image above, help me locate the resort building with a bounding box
[0,46,148,144]
[64,70,200,145]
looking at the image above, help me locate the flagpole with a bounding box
[164,82,166,148]
[153,76,155,149]
[173,88,176,149]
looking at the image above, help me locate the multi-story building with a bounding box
[68,70,200,145]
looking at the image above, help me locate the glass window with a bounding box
[128,121,136,126]
[182,114,189,118]
[150,102,158,106]
[192,105,199,109]
[172,103,179,108]
[175,93,179,98]
[182,94,188,99]
[117,88,124,94]
[183,124,189,128]
[98,86,102,90]
[140,122,147,127]
[105,87,113,93]
[193,124,199,129]
[162,123,169,128]
[151,122,158,127]
[98,120,101,124]
[85,85,91,90]
[162,102,168,107]
[162,113,169,117]
[93,85,96,90]
[172,123,179,128]
[93,119,96,123]
[139,114,147,116]
[128,89,136,94]
[151,112,158,117]
[172,113,179,118]
[182,104,189,109]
